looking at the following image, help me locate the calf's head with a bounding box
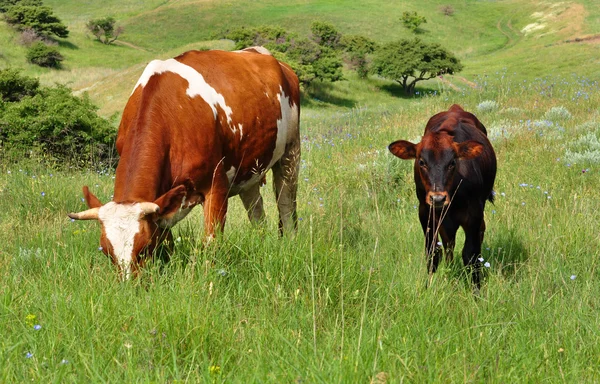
[68,185,187,279]
[389,133,483,208]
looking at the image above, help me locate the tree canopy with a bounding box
[86,16,123,45]
[5,5,69,38]
[371,38,463,95]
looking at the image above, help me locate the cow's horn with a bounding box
[139,202,160,215]
[68,208,100,220]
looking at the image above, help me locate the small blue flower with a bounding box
[41,192,46,197]
[61,359,69,364]
[216,269,228,277]
[484,262,491,268]
[478,257,484,262]
[98,246,103,251]
[26,352,33,359]
[34,324,41,330]
[570,275,576,280]
[70,218,75,222]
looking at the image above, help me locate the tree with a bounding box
[5,5,69,38]
[86,17,123,45]
[371,38,463,95]
[400,11,427,33]
[0,0,41,13]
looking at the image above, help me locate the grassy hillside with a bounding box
[2,0,599,116]
[2,0,600,382]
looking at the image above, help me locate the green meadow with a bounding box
[2,0,600,382]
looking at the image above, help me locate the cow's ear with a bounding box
[388,140,417,159]
[83,186,103,208]
[455,140,484,159]
[153,185,187,219]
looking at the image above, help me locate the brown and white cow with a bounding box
[388,104,496,291]
[69,47,300,279]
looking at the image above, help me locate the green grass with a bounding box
[2,72,600,382]
[2,0,600,381]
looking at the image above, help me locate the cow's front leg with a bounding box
[203,171,229,242]
[419,203,442,285]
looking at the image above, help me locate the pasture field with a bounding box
[2,0,600,382]
[2,73,600,382]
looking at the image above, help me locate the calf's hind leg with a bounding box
[461,214,485,290]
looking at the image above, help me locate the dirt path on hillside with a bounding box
[114,40,149,51]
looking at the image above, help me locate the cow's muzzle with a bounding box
[427,192,449,208]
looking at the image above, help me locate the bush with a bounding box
[5,5,69,38]
[86,16,123,45]
[18,27,41,46]
[0,68,39,102]
[439,5,455,16]
[476,100,499,113]
[545,106,572,121]
[0,84,116,163]
[0,0,41,13]
[340,35,378,79]
[224,25,343,86]
[26,41,63,68]
[310,21,342,49]
[400,11,427,32]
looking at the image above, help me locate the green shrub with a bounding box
[0,83,116,163]
[224,25,343,86]
[0,0,41,13]
[26,41,63,68]
[0,68,39,102]
[400,11,427,33]
[5,5,69,38]
[310,21,342,49]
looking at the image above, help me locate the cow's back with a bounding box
[115,49,300,201]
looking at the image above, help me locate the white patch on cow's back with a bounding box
[132,58,234,129]
[98,202,143,280]
[267,86,299,169]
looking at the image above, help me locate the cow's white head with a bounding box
[68,185,187,279]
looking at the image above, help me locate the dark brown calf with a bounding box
[388,104,497,290]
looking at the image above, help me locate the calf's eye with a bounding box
[448,159,456,169]
[418,159,426,168]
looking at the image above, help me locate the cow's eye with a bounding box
[418,159,426,168]
[448,159,456,170]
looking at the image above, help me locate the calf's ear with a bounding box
[388,140,417,159]
[455,140,484,159]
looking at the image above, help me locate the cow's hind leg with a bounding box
[239,183,265,224]
[272,141,300,235]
